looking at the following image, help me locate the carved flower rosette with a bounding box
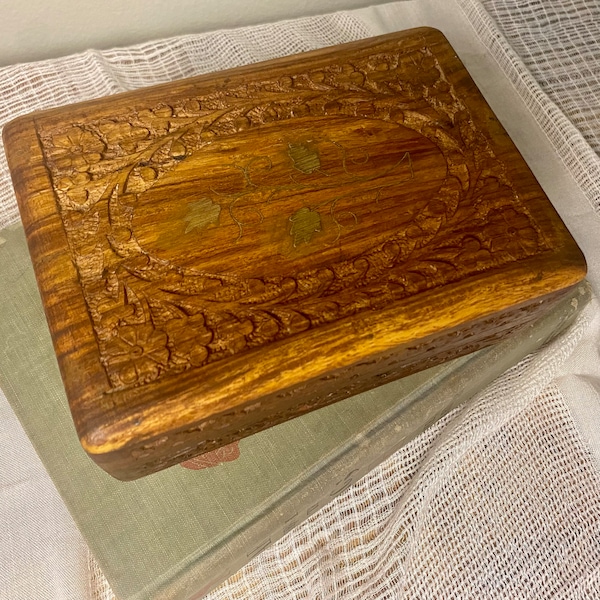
[39,41,546,390]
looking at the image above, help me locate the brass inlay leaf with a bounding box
[288,142,321,174]
[184,198,221,234]
[289,207,323,247]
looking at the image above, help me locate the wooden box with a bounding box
[3,28,586,480]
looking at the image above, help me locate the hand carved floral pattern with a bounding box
[38,38,548,391]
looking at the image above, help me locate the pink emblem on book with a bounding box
[180,441,241,470]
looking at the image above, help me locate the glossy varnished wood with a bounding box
[3,28,586,479]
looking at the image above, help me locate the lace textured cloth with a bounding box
[1,1,600,599]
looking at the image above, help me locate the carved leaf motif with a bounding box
[289,207,322,247]
[184,198,221,234]
[98,121,151,156]
[125,166,158,194]
[165,312,212,369]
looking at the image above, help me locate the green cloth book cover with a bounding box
[0,222,588,599]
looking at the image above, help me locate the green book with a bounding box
[0,222,589,600]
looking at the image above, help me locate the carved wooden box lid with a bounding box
[4,28,586,480]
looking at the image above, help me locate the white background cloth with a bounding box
[1,1,600,598]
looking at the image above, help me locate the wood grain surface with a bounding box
[3,27,586,479]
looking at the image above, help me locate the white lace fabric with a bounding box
[1,2,600,599]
